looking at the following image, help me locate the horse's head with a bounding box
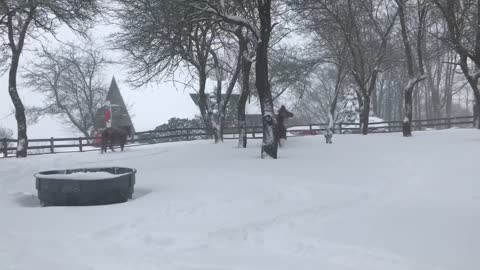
[278,106,294,120]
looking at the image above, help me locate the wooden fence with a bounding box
[1,115,475,158]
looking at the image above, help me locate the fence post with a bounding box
[338,123,343,134]
[50,137,54,154]
[309,124,313,135]
[2,138,7,157]
[186,129,190,141]
[79,137,83,152]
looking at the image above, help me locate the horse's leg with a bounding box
[278,127,287,147]
[119,135,125,151]
[110,138,115,152]
[101,135,106,153]
[104,139,108,153]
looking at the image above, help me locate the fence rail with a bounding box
[1,116,475,158]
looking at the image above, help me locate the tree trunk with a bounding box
[212,52,223,144]
[6,9,34,158]
[403,86,414,137]
[397,0,425,136]
[469,87,480,129]
[444,54,455,118]
[9,53,28,157]
[237,112,247,148]
[197,71,216,139]
[431,57,443,118]
[359,94,370,135]
[445,91,453,118]
[371,87,378,116]
[256,50,277,158]
[210,118,221,143]
[424,83,431,119]
[325,70,344,142]
[238,58,252,148]
[256,0,277,159]
[459,55,480,129]
[475,103,480,129]
[216,117,224,143]
[413,88,420,119]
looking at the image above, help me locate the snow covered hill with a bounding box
[0,129,478,270]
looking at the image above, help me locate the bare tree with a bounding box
[113,0,214,138]
[189,0,281,158]
[287,1,351,141]
[292,64,347,130]
[208,27,245,142]
[395,0,427,137]
[0,0,99,157]
[289,0,398,135]
[112,0,246,143]
[236,28,255,148]
[24,43,109,137]
[255,0,278,158]
[268,46,317,104]
[432,0,480,128]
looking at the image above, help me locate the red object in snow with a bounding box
[92,130,103,146]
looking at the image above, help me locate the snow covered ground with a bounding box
[0,129,478,270]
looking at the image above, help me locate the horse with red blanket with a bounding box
[101,126,131,153]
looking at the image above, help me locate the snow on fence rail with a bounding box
[0,116,474,158]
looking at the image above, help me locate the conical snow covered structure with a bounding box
[94,77,135,132]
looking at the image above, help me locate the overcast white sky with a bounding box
[0,21,199,138]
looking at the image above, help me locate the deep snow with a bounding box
[0,129,478,270]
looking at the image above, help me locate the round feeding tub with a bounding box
[35,167,136,206]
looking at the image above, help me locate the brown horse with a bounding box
[101,126,131,153]
[275,106,294,147]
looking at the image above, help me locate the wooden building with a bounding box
[94,77,135,133]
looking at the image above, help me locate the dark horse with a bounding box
[275,106,294,147]
[101,126,131,153]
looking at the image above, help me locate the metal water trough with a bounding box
[35,167,136,206]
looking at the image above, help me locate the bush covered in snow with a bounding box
[337,89,360,124]
[337,89,389,133]
[0,126,13,141]
[0,126,14,150]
